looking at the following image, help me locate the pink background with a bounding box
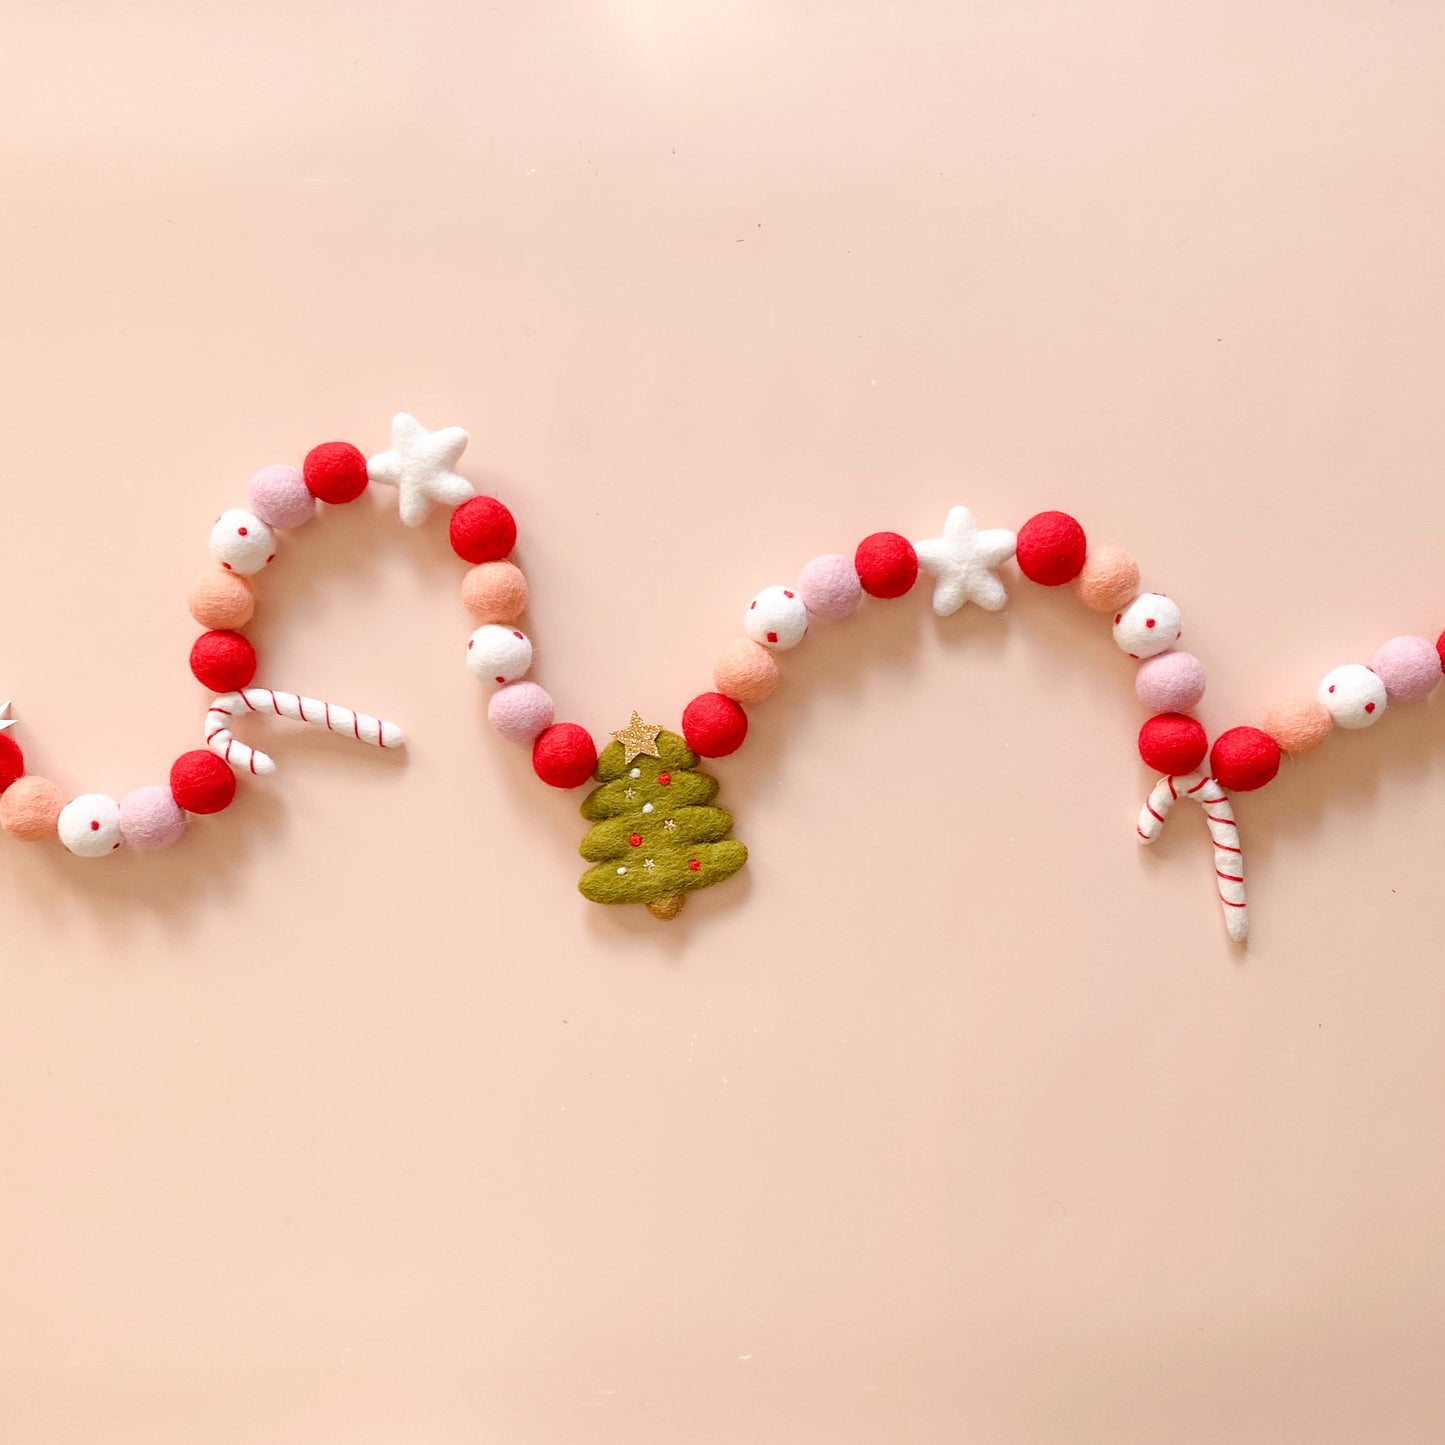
[3,3,1445,1440]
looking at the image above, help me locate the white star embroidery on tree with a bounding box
[913,506,1018,616]
[367,413,475,527]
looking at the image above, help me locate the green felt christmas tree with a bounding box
[579,714,747,921]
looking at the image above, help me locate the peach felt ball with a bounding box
[797,554,863,620]
[713,638,780,704]
[187,570,255,630]
[247,464,316,530]
[1075,545,1141,613]
[1262,694,1333,755]
[461,561,529,623]
[488,682,555,745]
[1371,635,1443,703]
[1135,650,1206,713]
[0,775,65,841]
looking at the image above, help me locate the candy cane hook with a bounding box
[1137,772,1247,943]
[206,688,406,776]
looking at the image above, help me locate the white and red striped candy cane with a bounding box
[205,688,405,777]
[1137,772,1247,943]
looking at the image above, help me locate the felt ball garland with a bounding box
[6,416,1443,946]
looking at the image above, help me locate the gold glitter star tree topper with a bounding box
[577,717,747,921]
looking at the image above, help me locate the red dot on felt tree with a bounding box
[658,773,671,786]
[688,859,701,871]
[629,833,642,846]
[449,496,517,565]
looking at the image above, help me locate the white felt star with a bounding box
[367,413,475,527]
[0,701,13,734]
[913,506,1018,616]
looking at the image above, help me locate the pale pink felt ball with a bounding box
[247,465,316,530]
[1075,545,1140,613]
[1371,635,1442,703]
[1262,693,1333,755]
[488,681,555,744]
[461,561,529,623]
[713,638,780,704]
[1134,650,1207,713]
[187,569,255,630]
[119,786,188,851]
[797,554,862,620]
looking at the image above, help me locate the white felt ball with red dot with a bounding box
[466,624,533,684]
[1318,663,1387,729]
[744,585,809,651]
[57,793,123,858]
[1112,593,1182,660]
[208,509,277,576]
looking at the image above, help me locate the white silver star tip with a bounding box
[367,412,475,527]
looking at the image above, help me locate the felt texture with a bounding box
[912,505,1016,615]
[578,729,747,917]
[1262,694,1333,755]
[1075,544,1140,612]
[461,561,529,623]
[854,532,918,599]
[303,441,369,504]
[1371,634,1442,702]
[1016,510,1087,585]
[119,785,187,851]
[0,734,23,794]
[1210,726,1281,792]
[681,692,749,757]
[1135,650,1206,713]
[533,723,598,789]
[247,464,315,530]
[190,630,258,693]
[1113,592,1182,660]
[205,688,405,776]
[744,585,809,650]
[467,625,533,684]
[1318,663,1387,729]
[187,569,255,630]
[489,682,555,744]
[1137,713,1208,774]
[449,496,517,564]
[368,413,474,527]
[171,750,238,814]
[208,508,277,576]
[796,553,862,620]
[1438,629,1445,675]
[1137,771,1247,943]
[713,638,779,703]
[0,774,63,841]
[57,792,123,857]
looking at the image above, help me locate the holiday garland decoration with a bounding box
[3,413,1443,941]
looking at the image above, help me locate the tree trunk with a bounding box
[647,894,686,921]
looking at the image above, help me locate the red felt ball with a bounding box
[1137,713,1208,774]
[1437,629,1445,676]
[854,532,918,599]
[1016,510,1088,586]
[0,735,24,795]
[682,692,749,758]
[302,441,369,504]
[532,723,598,789]
[169,749,237,815]
[189,630,257,692]
[449,496,517,564]
[1210,726,1281,793]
